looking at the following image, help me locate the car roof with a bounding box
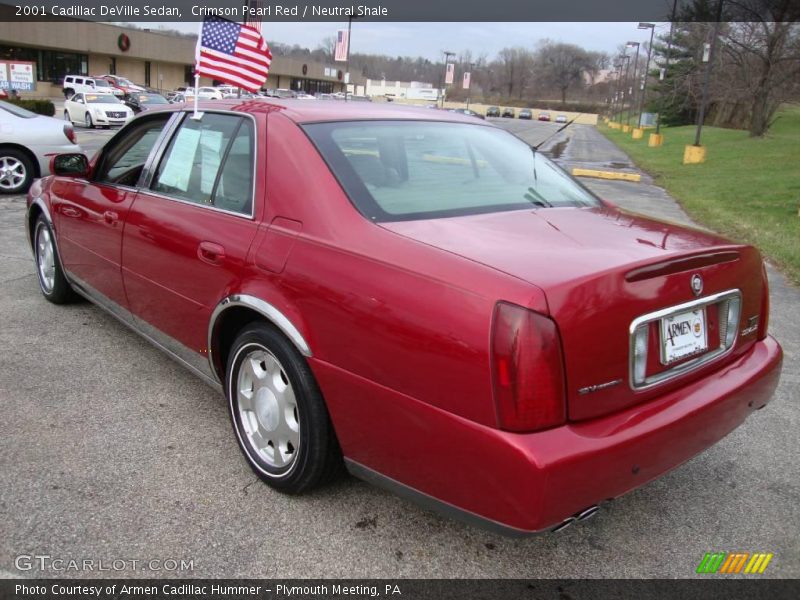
[153,98,487,125]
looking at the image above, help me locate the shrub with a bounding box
[7,98,56,117]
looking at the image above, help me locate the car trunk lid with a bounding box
[382,207,765,421]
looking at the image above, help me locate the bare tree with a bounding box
[718,1,800,136]
[535,41,594,104]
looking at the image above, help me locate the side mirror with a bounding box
[51,153,90,178]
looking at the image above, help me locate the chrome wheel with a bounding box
[64,110,70,122]
[0,156,26,192]
[35,222,56,293]
[85,113,93,128]
[236,347,300,470]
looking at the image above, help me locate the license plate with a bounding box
[660,308,708,365]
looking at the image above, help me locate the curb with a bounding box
[571,168,642,183]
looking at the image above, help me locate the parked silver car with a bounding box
[0,101,82,194]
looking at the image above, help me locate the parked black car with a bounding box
[486,106,500,117]
[501,107,515,118]
[124,93,169,113]
[450,108,486,120]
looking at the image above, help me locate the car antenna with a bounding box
[532,113,582,151]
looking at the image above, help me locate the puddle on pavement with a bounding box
[544,137,570,159]
[606,161,631,169]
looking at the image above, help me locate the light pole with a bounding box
[465,62,474,109]
[625,41,640,127]
[656,0,679,136]
[611,62,623,119]
[344,15,355,102]
[439,50,454,108]
[618,54,631,124]
[693,0,724,147]
[637,23,656,128]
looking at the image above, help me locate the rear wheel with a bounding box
[226,322,342,493]
[0,149,34,194]
[33,215,78,304]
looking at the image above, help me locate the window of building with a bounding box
[0,46,89,83]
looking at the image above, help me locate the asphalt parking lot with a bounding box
[1,115,797,579]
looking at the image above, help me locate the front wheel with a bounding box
[84,113,94,129]
[226,322,342,493]
[63,110,71,123]
[33,215,78,304]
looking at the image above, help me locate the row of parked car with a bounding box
[486,106,569,122]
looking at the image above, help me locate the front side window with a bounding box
[305,120,600,222]
[151,113,254,215]
[94,115,171,186]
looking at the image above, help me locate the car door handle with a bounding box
[198,241,226,265]
[103,210,119,225]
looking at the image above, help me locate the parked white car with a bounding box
[63,93,134,129]
[296,93,317,100]
[0,100,82,194]
[61,75,124,98]
[184,87,223,100]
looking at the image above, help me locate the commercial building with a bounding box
[364,79,439,101]
[0,20,352,97]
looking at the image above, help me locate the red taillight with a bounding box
[491,302,567,432]
[63,123,77,144]
[758,262,770,340]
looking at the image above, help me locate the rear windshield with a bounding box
[0,100,36,118]
[304,120,600,222]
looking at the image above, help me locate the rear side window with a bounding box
[151,113,254,215]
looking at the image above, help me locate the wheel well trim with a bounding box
[207,294,312,381]
[27,196,53,251]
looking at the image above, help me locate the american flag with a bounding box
[195,16,272,92]
[334,29,349,62]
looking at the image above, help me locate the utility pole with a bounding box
[440,50,454,108]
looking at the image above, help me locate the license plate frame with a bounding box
[660,307,708,365]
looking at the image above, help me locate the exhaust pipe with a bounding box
[552,504,600,532]
[576,505,599,521]
[551,516,576,533]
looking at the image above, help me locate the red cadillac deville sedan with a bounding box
[26,100,782,534]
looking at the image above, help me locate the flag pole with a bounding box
[192,20,204,120]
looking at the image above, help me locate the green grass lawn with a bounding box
[599,105,800,285]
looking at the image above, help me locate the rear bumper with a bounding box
[320,335,783,535]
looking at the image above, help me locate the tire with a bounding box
[0,148,34,194]
[63,110,71,123]
[33,215,78,304]
[226,322,342,493]
[85,113,94,129]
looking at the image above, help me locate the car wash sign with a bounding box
[0,61,36,91]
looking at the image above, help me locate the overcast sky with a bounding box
[158,21,669,62]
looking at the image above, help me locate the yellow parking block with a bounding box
[571,168,642,182]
